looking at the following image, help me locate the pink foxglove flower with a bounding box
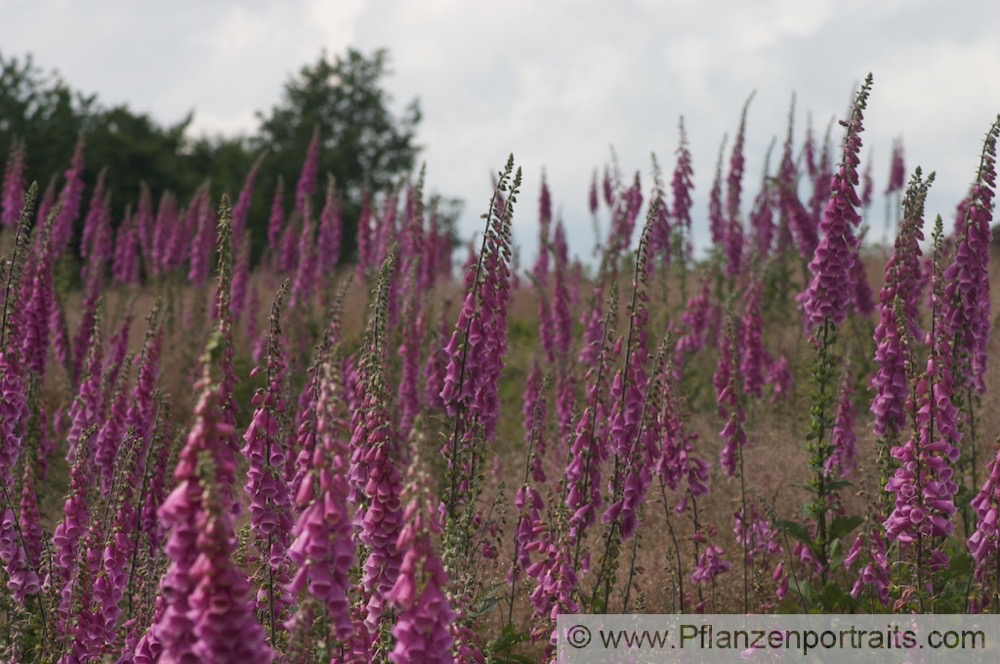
[943,118,998,393]
[387,461,455,664]
[740,279,764,399]
[885,138,906,196]
[871,169,928,439]
[801,76,872,330]
[671,118,695,263]
[1,137,26,227]
[825,371,857,479]
[267,176,286,249]
[295,126,321,218]
[318,174,343,270]
[242,285,294,620]
[232,151,265,251]
[51,135,85,257]
[287,353,356,644]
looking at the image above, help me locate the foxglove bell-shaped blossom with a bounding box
[1,137,26,227]
[387,462,455,664]
[801,76,872,330]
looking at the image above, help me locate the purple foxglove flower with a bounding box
[765,355,791,402]
[885,138,906,195]
[355,187,374,279]
[232,151,265,251]
[188,192,216,287]
[388,463,455,664]
[861,155,874,209]
[1,137,26,227]
[295,126,321,218]
[289,213,316,308]
[671,119,695,259]
[188,469,274,663]
[318,174,343,270]
[551,221,573,360]
[943,119,998,394]
[242,286,294,620]
[135,184,155,266]
[440,161,519,500]
[151,191,178,277]
[277,214,299,275]
[51,135,85,257]
[589,169,599,215]
[112,208,140,285]
[740,279,764,399]
[801,76,872,330]
[708,136,727,248]
[870,169,928,438]
[692,544,731,586]
[534,174,555,362]
[825,372,857,479]
[266,176,286,251]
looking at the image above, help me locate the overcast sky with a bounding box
[2,0,999,263]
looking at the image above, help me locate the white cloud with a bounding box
[1,0,998,262]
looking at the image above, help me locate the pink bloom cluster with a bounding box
[801,77,871,329]
[387,465,455,664]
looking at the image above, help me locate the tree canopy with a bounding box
[0,47,429,264]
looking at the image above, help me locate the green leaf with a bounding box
[819,581,853,610]
[777,520,812,546]
[825,479,853,493]
[829,515,864,541]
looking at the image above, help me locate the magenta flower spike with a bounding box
[188,460,275,664]
[884,220,960,550]
[588,169,599,215]
[151,191,178,276]
[850,241,875,317]
[871,169,929,439]
[295,126,321,218]
[286,356,356,645]
[724,94,754,278]
[943,117,999,393]
[740,278,764,399]
[826,370,857,479]
[232,151,266,251]
[20,213,55,379]
[51,134,85,257]
[387,461,456,664]
[440,158,519,519]
[885,138,906,196]
[135,183,155,266]
[79,167,108,275]
[231,236,251,321]
[551,221,573,361]
[242,284,294,622]
[188,188,217,287]
[801,75,872,330]
[112,208,139,285]
[318,174,343,270]
[671,118,695,263]
[646,154,672,279]
[266,176,286,250]
[356,187,374,279]
[290,213,316,308]
[534,173,555,362]
[1,137,26,227]
[708,136,727,249]
[277,214,299,275]
[144,339,270,663]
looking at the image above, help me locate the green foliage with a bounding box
[0,47,439,267]
[252,48,422,263]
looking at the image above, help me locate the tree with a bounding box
[253,48,422,262]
